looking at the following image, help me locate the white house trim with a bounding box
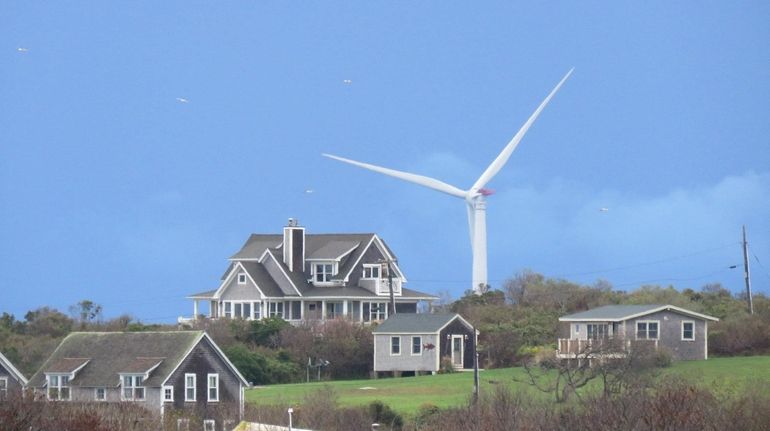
[263,250,302,296]
[161,333,249,388]
[340,236,377,282]
[634,320,660,340]
[212,262,267,300]
[559,305,719,323]
[681,320,695,341]
[0,351,28,386]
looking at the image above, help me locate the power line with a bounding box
[752,252,770,283]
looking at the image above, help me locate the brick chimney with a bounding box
[282,218,305,272]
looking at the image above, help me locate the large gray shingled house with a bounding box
[184,219,437,324]
[373,313,477,376]
[558,304,719,360]
[27,331,248,430]
[0,351,28,400]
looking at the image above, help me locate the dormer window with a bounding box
[47,374,70,400]
[121,375,145,401]
[363,264,381,279]
[237,273,247,284]
[314,263,334,283]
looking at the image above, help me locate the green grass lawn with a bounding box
[246,355,770,416]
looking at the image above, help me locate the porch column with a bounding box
[342,300,348,319]
[321,301,326,320]
[359,302,364,322]
[193,300,199,320]
[265,300,270,318]
[300,300,304,320]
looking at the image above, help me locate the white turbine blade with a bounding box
[466,202,475,251]
[472,68,573,191]
[323,153,467,198]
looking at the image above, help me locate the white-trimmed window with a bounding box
[185,373,196,401]
[682,321,695,341]
[237,273,247,284]
[391,336,401,355]
[253,302,261,319]
[363,264,381,279]
[47,374,70,400]
[163,385,174,402]
[314,263,334,283]
[0,377,7,400]
[204,420,216,431]
[177,418,190,431]
[224,302,232,319]
[636,321,659,340]
[207,373,219,402]
[412,336,422,355]
[269,302,284,318]
[95,387,106,401]
[587,324,609,340]
[121,374,145,400]
[369,302,386,321]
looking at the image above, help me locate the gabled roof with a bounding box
[229,234,282,260]
[45,357,90,374]
[241,260,286,297]
[192,225,437,302]
[559,304,719,322]
[372,313,472,334]
[28,331,248,388]
[0,351,28,386]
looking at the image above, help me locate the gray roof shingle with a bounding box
[372,313,468,334]
[28,332,203,388]
[559,304,718,321]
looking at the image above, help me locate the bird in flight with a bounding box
[17,47,29,52]
[176,97,189,103]
[343,79,352,84]
[599,207,609,212]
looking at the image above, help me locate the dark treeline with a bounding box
[2,271,769,383]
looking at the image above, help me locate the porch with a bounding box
[556,337,659,359]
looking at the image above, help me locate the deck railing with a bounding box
[557,337,659,357]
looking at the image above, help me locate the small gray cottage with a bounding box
[373,313,477,376]
[558,304,719,360]
[27,331,248,430]
[0,351,28,400]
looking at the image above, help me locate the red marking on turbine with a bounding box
[479,188,495,196]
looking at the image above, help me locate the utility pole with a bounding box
[472,327,479,405]
[742,225,754,315]
[379,259,397,317]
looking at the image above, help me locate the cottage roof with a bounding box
[27,331,247,388]
[372,313,472,334]
[559,304,719,322]
[0,351,28,386]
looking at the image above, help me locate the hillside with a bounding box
[246,355,770,416]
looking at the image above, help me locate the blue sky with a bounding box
[2,2,768,322]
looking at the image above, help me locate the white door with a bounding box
[451,335,464,368]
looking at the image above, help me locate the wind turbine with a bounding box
[323,69,573,294]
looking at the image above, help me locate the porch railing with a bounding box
[557,337,659,357]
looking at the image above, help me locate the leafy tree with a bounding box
[24,307,73,338]
[69,300,103,327]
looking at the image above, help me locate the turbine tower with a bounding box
[324,69,573,294]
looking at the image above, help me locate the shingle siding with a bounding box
[346,242,385,287]
[374,334,439,372]
[439,319,476,369]
[0,364,24,395]
[220,273,262,301]
[165,336,241,415]
[623,310,707,360]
